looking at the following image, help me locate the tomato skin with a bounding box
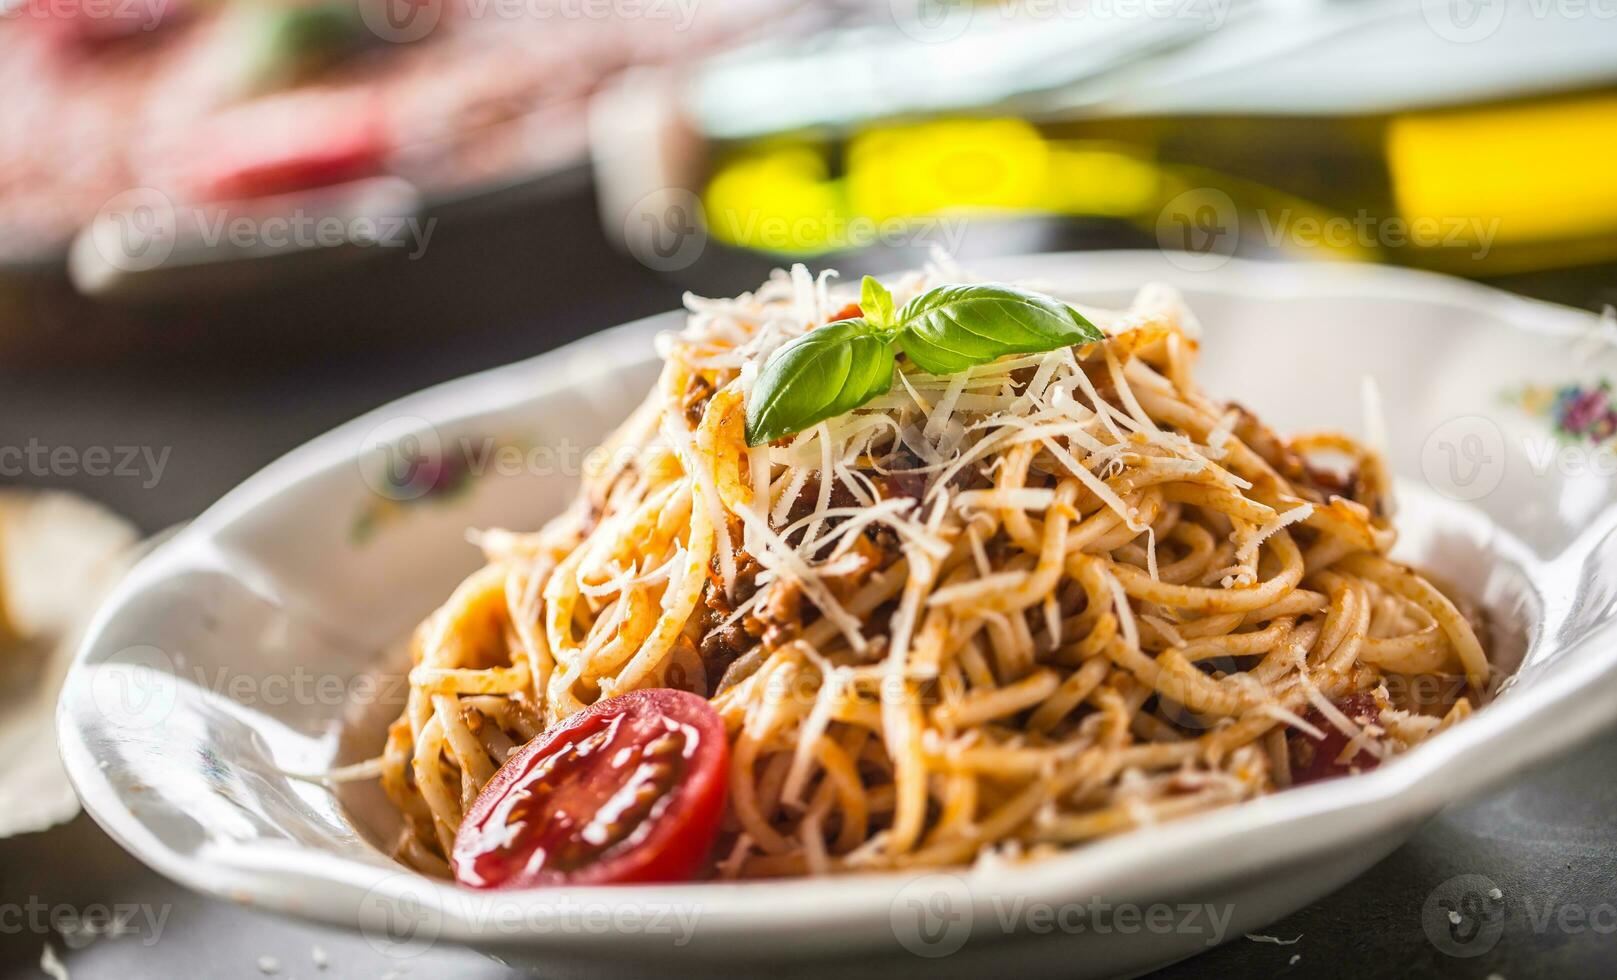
[1288,693,1382,785]
[452,689,729,889]
[829,302,863,323]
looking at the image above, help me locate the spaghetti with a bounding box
[378,262,1490,880]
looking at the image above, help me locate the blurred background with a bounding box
[1,0,1615,977]
[3,0,1616,372]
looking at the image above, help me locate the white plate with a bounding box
[58,252,1617,978]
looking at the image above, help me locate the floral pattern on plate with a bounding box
[1506,379,1617,444]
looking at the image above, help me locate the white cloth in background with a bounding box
[0,491,138,838]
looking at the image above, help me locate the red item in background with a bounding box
[23,0,182,50]
[178,93,391,202]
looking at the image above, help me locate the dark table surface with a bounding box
[2,196,1614,979]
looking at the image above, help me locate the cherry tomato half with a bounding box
[452,689,729,889]
[1288,693,1382,785]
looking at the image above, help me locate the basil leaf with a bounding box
[741,281,1105,444]
[745,319,895,446]
[894,283,1103,376]
[860,275,897,331]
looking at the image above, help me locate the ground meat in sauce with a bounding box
[576,498,604,538]
[696,447,945,673]
[580,460,641,537]
[696,552,763,677]
[1295,459,1375,514]
[695,533,899,676]
[1301,461,1359,500]
[757,578,803,649]
[1226,401,1367,506]
[1230,403,1301,475]
[683,374,717,428]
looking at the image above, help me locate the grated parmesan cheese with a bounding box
[40,945,69,980]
